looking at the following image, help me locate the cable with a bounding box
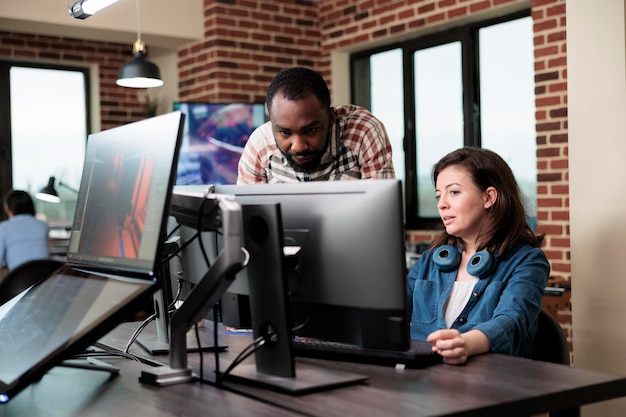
[216,335,266,386]
[212,307,221,383]
[165,222,181,240]
[196,188,220,269]
[160,230,201,265]
[74,349,141,362]
[192,322,203,379]
[167,277,184,312]
[124,312,157,353]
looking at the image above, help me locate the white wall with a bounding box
[568,0,626,415]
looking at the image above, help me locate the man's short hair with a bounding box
[266,67,331,112]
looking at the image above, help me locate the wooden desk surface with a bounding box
[0,356,296,417]
[3,322,625,417]
[213,344,626,417]
[92,321,626,417]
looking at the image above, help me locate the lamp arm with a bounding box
[58,181,80,195]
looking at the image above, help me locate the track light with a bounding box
[69,0,119,20]
[116,0,163,88]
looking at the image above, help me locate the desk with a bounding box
[6,322,626,417]
[0,357,295,417]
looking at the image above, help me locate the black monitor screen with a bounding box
[176,179,409,350]
[66,112,186,277]
[173,102,266,185]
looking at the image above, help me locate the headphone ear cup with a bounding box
[467,251,494,277]
[433,245,460,271]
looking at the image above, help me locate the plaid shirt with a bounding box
[237,105,395,183]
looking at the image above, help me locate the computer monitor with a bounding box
[163,186,374,393]
[213,179,410,351]
[173,102,266,185]
[0,111,185,403]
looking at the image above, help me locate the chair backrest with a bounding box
[533,310,580,417]
[0,259,64,306]
[533,309,570,365]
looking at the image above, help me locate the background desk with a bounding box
[4,321,626,416]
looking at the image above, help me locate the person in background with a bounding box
[237,66,395,183]
[0,190,50,271]
[407,147,549,365]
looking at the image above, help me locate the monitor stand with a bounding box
[60,357,120,375]
[220,203,368,394]
[134,288,227,356]
[140,194,248,386]
[135,238,227,356]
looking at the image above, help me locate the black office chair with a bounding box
[533,309,580,417]
[0,258,64,305]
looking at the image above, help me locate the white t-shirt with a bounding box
[444,277,479,328]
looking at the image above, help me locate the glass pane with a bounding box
[10,67,86,227]
[415,42,464,218]
[479,17,537,227]
[370,49,404,186]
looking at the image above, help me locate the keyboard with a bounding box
[292,338,442,368]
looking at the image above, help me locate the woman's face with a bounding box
[435,165,496,244]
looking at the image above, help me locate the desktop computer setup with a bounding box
[145,179,440,394]
[0,111,438,403]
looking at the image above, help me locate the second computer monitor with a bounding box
[213,179,409,351]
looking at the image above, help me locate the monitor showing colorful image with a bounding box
[173,102,266,185]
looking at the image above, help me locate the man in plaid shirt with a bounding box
[237,67,395,183]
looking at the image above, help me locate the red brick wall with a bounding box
[0,32,148,130]
[177,0,322,103]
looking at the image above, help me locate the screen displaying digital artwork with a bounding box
[173,102,266,185]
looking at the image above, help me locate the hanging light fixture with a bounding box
[116,0,163,88]
[69,0,119,19]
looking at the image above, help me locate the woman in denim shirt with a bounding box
[407,148,550,365]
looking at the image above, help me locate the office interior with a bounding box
[0,0,624,415]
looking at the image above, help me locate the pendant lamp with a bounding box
[116,0,163,88]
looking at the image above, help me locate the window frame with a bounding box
[0,60,91,219]
[350,9,531,230]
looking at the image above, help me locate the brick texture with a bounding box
[0,32,150,130]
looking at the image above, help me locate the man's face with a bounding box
[269,93,331,172]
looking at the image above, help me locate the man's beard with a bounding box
[279,135,330,173]
[284,149,324,173]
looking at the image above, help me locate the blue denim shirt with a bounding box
[407,244,550,358]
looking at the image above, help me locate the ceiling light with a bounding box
[116,0,163,88]
[69,0,119,20]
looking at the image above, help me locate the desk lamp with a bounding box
[35,176,79,203]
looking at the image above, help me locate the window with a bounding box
[0,61,89,227]
[351,11,535,229]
